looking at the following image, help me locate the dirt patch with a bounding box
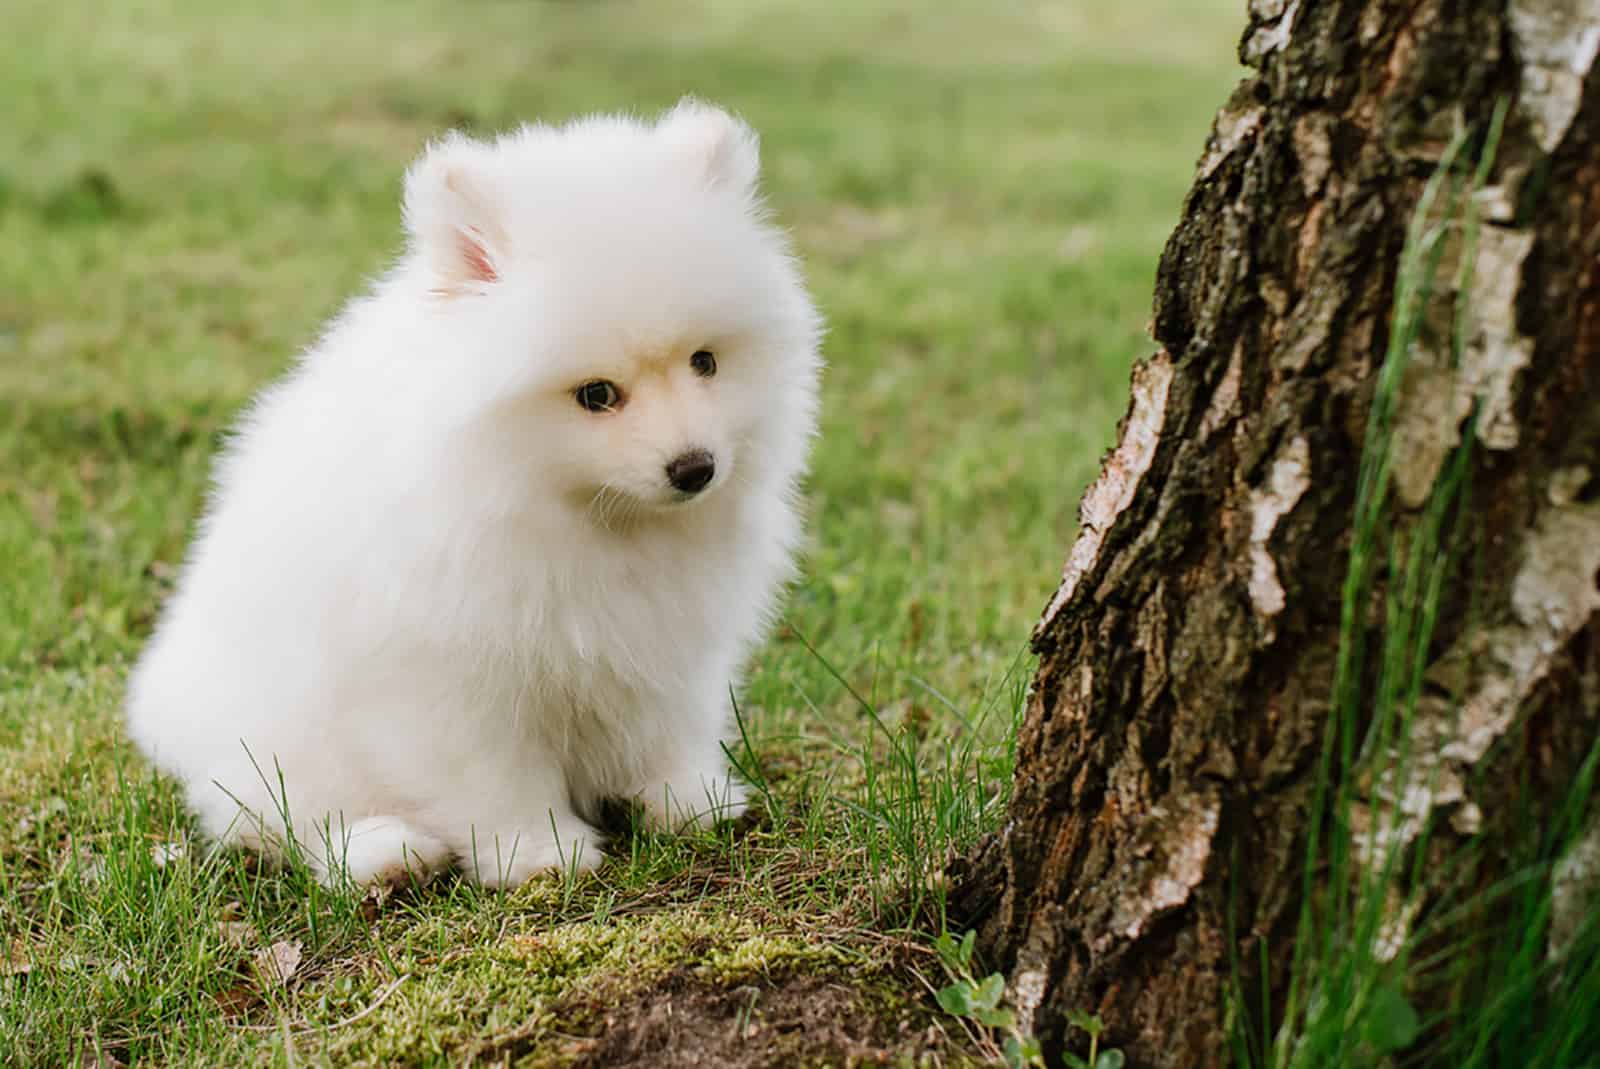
[511,968,962,1068]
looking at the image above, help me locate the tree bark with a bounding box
[954,2,1600,1065]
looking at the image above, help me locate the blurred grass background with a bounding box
[0,1,1244,1062]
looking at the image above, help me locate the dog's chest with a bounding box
[482,525,737,694]
[509,552,728,787]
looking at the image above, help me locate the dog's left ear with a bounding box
[402,133,510,292]
[659,99,761,195]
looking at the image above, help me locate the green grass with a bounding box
[0,1,1244,1063]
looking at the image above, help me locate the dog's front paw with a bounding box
[637,769,748,832]
[462,822,605,888]
[317,816,452,890]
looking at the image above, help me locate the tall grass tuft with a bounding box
[1247,102,1600,1067]
[788,625,1026,930]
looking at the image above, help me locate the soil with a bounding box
[508,967,964,1068]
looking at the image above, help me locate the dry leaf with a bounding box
[218,921,257,948]
[3,940,33,978]
[17,795,69,838]
[215,981,260,1017]
[253,940,302,987]
[58,843,105,886]
[151,841,189,868]
[359,881,392,923]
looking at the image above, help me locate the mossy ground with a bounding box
[0,1,1242,1063]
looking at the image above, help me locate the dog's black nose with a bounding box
[666,450,716,495]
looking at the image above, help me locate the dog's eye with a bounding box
[575,380,621,412]
[690,350,717,377]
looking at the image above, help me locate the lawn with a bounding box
[0,1,1243,1063]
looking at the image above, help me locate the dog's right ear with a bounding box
[402,133,509,294]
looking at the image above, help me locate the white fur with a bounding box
[125,100,822,888]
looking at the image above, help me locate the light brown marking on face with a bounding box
[628,338,705,377]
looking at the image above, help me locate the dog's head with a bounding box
[398,100,821,524]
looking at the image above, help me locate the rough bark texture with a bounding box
[954,2,1600,1065]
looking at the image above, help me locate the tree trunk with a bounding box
[954,2,1600,1065]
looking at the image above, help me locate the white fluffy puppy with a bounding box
[126,100,822,888]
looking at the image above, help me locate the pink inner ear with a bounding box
[458,229,498,284]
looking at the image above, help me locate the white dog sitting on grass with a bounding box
[126,100,822,888]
